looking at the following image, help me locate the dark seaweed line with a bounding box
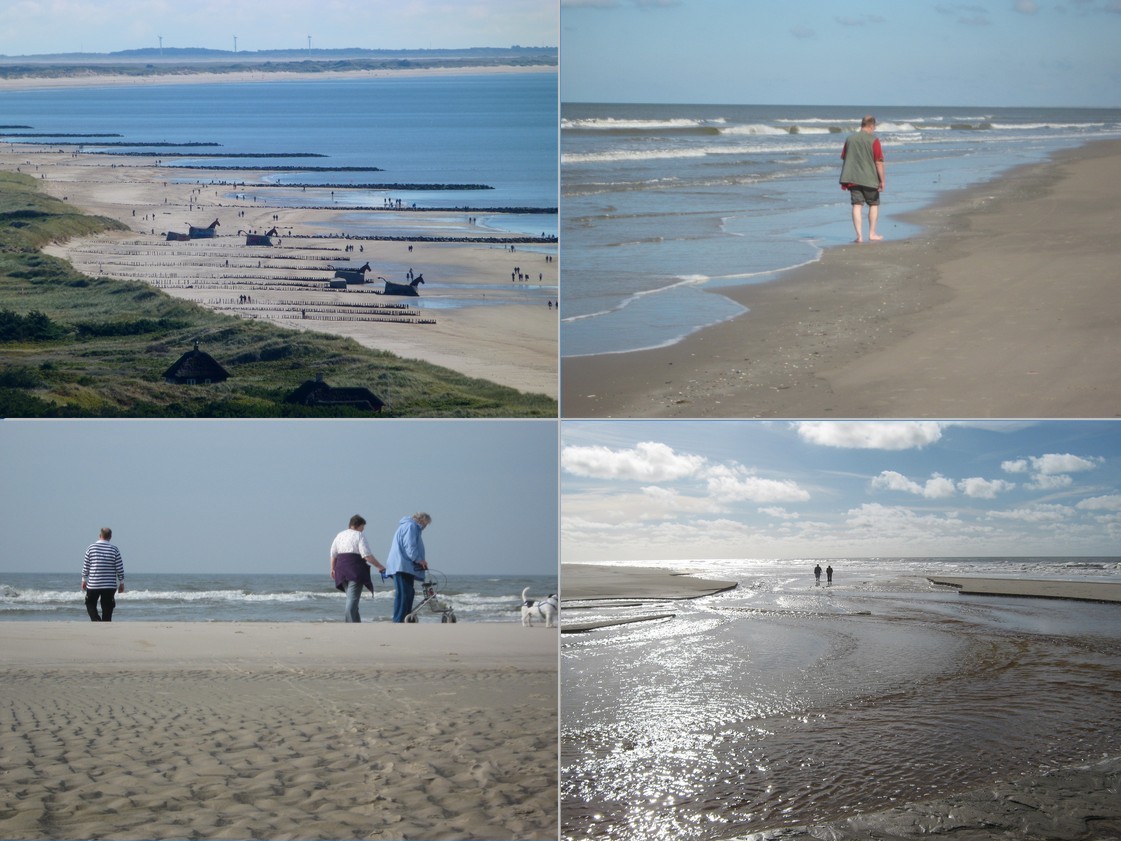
[243,181,493,189]
[169,165,387,172]
[106,152,328,158]
[7,140,223,147]
[0,132,124,138]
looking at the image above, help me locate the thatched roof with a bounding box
[163,341,230,385]
[286,377,383,412]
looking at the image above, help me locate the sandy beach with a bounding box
[0,622,558,840]
[929,575,1121,603]
[2,74,558,399]
[562,139,1121,418]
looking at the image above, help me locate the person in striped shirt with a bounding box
[82,527,125,622]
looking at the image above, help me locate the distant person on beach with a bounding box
[330,515,385,623]
[840,115,886,243]
[814,563,822,584]
[385,513,431,623]
[826,565,834,584]
[81,527,125,622]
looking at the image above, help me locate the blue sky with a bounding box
[0,420,558,576]
[561,0,1121,106]
[562,421,1121,562]
[0,0,556,56]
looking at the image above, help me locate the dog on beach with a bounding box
[521,588,558,628]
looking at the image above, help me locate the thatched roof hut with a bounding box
[163,341,230,385]
[286,375,383,412]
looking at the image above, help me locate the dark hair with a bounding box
[348,515,366,529]
[100,527,112,540]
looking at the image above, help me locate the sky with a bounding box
[0,0,556,56]
[0,420,558,577]
[562,420,1121,563]
[561,0,1121,107]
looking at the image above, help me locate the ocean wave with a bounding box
[562,117,725,133]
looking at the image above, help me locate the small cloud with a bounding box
[1031,453,1101,474]
[936,3,993,23]
[795,421,946,450]
[988,504,1072,522]
[790,24,816,38]
[561,441,706,482]
[705,464,811,503]
[1002,459,1030,473]
[1076,494,1121,511]
[871,470,956,499]
[958,477,1017,498]
[1013,0,1040,12]
[759,506,800,519]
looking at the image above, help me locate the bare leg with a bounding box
[868,204,883,241]
[851,204,863,243]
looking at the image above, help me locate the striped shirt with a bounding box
[83,540,124,589]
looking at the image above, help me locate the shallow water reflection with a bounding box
[561,579,1121,841]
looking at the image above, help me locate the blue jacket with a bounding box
[385,516,426,579]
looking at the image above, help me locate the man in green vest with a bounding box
[840,115,886,243]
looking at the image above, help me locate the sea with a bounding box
[561,104,1121,358]
[0,571,558,623]
[562,556,1121,841]
[0,72,557,239]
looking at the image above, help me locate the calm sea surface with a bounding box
[0,72,557,238]
[562,556,1121,840]
[1,571,557,623]
[561,104,1121,357]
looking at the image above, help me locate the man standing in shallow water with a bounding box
[840,115,886,243]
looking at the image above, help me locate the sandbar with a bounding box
[562,139,1121,418]
[929,575,1121,603]
[0,622,558,840]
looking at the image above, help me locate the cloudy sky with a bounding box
[562,420,1121,563]
[0,0,556,56]
[561,0,1121,106]
[0,420,558,577]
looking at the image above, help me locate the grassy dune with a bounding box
[0,172,556,417]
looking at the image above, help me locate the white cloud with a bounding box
[1030,473,1075,489]
[957,477,1016,498]
[1076,494,1121,511]
[704,464,811,503]
[988,504,1072,522]
[759,506,800,519]
[1031,453,1101,474]
[871,470,956,498]
[1002,459,1030,473]
[561,441,706,482]
[794,421,946,450]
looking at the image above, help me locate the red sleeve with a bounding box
[873,138,884,161]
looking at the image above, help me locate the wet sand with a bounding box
[561,563,1121,841]
[562,139,1121,418]
[0,622,557,841]
[3,123,557,399]
[561,563,737,633]
[929,575,1121,603]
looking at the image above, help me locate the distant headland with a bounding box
[0,46,557,84]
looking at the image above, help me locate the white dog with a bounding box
[521,587,559,628]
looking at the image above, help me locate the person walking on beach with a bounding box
[814,563,822,584]
[826,565,834,584]
[330,515,385,623]
[82,527,124,622]
[385,513,431,623]
[840,115,886,243]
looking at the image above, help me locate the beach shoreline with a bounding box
[1,69,558,399]
[562,138,1121,418]
[0,622,558,840]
